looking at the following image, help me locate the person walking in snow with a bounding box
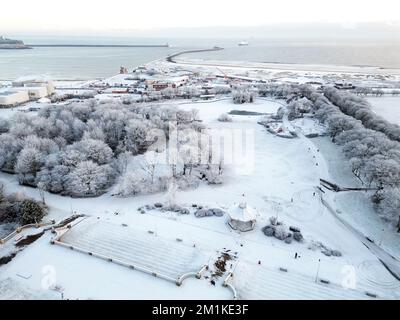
[295,252,298,259]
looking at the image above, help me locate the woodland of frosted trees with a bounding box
[0,100,223,198]
[261,83,400,229]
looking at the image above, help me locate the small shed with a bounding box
[228,200,256,232]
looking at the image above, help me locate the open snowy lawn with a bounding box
[232,260,381,300]
[1,99,399,299]
[158,97,282,125]
[367,96,400,125]
[0,278,58,300]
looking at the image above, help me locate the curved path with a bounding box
[283,111,400,281]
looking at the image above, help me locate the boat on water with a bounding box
[0,36,31,49]
[238,41,249,46]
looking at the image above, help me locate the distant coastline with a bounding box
[0,36,31,49]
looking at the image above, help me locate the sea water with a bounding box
[1,36,400,80]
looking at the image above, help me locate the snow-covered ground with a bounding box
[291,117,327,136]
[171,58,400,76]
[1,98,399,300]
[367,96,400,126]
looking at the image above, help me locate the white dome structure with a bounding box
[228,198,257,232]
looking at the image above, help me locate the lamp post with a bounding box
[315,259,321,283]
[379,229,385,246]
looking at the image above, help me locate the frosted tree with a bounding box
[36,165,70,194]
[375,188,400,230]
[74,139,113,165]
[82,119,106,141]
[140,151,159,184]
[232,88,255,104]
[0,117,9,134]
[66,161,112,197]
[112,151,132,175]
[71,103,93,122]
[0,133,21,171]
[124,119,151,154]
[364,156,400,188]
[16,147,44,186]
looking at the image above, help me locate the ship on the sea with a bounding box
[238,41,249,46]
[0,36,31,49]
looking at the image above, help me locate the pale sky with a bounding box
[1,0,400,34]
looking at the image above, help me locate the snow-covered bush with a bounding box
[195,208,225,218]
[0,185,47,225]
[217,113,233,122]
[262,225,275,237]
[205,166,223,185]
[274,225,290,240]
[19,199,46,224]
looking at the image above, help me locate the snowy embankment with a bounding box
[367,97,400,126]
[0,99,399,300]
[284,107,400,277]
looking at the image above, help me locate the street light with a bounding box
[315,259,321,283]
[379,229,385,246]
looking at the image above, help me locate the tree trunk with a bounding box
[397,216,400,233]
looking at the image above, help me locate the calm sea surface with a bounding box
[1,37,400,80]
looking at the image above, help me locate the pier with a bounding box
[166,47,224,63]
[27,44,170,48]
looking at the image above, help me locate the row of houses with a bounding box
[145,76,190,91]
[0,76,55,107]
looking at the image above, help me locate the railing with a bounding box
[0,220,55,244]
[222,272,238,300]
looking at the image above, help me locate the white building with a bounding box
[9,86,49,100]
[12,76,55,96]
[0,90,30,107]
[228,198,257,232]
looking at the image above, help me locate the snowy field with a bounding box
[1,98,399,299]
[0,278,58,300]
[367,97,400,126]
[232,260,383,300]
